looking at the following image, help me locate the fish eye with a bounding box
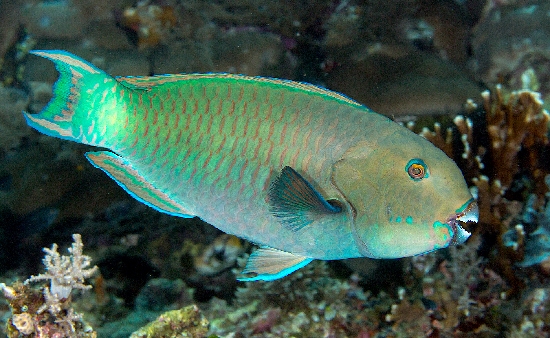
[405,159,429,181]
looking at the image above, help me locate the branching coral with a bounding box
[1,234,98,337]
[469,88,549,289]
[422,85,550,296]
[25,234,98,303]
[481,86,549,192]
[408,87,541,304]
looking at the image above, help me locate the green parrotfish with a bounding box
[24,50,478,281]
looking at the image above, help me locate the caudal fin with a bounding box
[24,50,121,146]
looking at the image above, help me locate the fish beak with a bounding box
[448,200,478,245]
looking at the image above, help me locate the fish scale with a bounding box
[24,50,478,281]
[111,78,366,250]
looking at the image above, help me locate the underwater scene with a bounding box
[1,0,550,337]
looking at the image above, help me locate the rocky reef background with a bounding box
[1,0,550,337]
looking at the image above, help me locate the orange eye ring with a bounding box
[409,163,424,178]
[405,159,428,181]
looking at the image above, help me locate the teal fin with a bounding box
[237,247,313,282]
[268,166,341,231]
[116,75,154,91]
[86,151,194,218]
[23,50,111,145]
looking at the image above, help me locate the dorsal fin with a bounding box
[116,73,362,106]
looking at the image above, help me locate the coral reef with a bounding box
[25,234,98,302]
[421,85,550,296]
[205,261,382,337]
[1,234,97,337]
[129,305,209,338]
[480,86,549,192]
[3,0,550,337]
[504,176,550,268]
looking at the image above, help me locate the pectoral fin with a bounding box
[237,247,313,281]
[268,166,341,231]
[86,151,194,218]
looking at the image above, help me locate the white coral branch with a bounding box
[25,234,98,301]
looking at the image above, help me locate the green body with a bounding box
[25,51,477,280]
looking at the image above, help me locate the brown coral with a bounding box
[120,1,177,49]
[421,86,549,296]
[482,86,549,192]
[450,86,549,229]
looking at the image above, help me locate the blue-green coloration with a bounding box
[24,51,478,281]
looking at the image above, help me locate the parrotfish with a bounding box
[24,50,478,281]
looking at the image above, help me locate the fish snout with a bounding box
[448,199,479,245]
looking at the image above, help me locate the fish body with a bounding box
[25,51,478,281]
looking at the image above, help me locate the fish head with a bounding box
[331,130,478,259]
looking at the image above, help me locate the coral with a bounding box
[481,86,549,191]
[1,234,97,337]
[251,307,282,334]
[129,305,209,338]
[471,86,548,243]
[11,312,34,335]
[504,175,550,268]
[422,86,549,296]
[120,1,178,49]
[397,237,506,336]
[206,261,382,337]
[428,86,549,230]
[25,234,98,303]
[385,298,433,336]
[417,121,454,158]
[507,287,550,336]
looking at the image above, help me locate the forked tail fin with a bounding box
[23,50,124,147]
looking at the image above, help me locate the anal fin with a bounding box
[237,247,313,282]
[86,151,194,218]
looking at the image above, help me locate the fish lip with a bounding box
[447,199,478,245]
